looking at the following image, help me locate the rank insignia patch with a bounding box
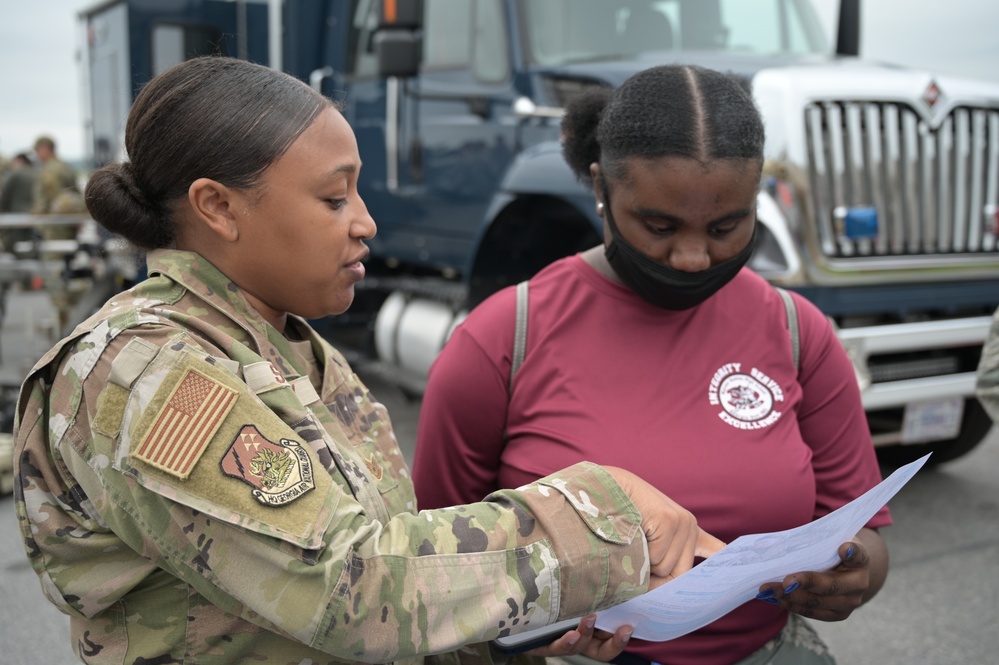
[364,453,384,481]
[221,425,316,505]
[134,369,238,478]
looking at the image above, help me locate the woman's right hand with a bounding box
[604,466,725,589]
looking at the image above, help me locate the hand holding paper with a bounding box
[602,466,726,587]
[594,453,928,641]
[495,454,925,653]
[755,525,888,621]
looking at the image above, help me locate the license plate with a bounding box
[901,398,964,444]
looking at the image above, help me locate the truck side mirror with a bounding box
[836,0,861,56]
[375,0,423,78]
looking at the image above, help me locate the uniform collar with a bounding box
[144,249,341,391]
[146,249,264,329]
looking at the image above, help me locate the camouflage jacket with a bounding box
[30,156,78,214]
[977,306,999,422]
[13,249,650,665]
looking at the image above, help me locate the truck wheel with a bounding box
[876,398,995,468]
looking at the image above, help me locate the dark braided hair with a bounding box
[85,56,333,249]
[561,64,765,187]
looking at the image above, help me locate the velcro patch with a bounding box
[290,376,321,405]
[109,336,159,388]
[134,368,238,478]
[243,361,288,394]
[93,383,130,438]
[220,424,315,505]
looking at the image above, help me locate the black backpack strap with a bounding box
[774,286,800,371]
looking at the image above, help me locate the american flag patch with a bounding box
[134,369,238,478]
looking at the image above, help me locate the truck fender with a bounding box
[497,141,590,197]
[752,188,804,281]
[475,139,598,246]
[464,141,601,306]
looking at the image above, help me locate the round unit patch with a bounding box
[708,362,785,430]
[719,373,773,421]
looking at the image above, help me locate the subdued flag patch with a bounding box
[134,369,238,478]
[220,425,316,506]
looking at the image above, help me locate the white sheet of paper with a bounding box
[594,453,930,641]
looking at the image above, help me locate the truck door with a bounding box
[83,0,269,167]
[346,0,518,275]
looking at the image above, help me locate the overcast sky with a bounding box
[2,0,998,162]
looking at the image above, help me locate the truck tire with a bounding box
[876,398,995,468]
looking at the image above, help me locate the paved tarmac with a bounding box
[0,286,996,664]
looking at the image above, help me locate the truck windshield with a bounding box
[519,0,829,66]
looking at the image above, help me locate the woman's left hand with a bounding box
[755,527,889,622]
[526,614,633,661]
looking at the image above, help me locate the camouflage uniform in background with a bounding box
[31,155,79,215]
[0,163,39,251]
[976,306,999,422]
[0,162,37,214]
[13,249,652,665]
[30,155,85,328]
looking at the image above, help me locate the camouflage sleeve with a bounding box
[30,160,77,213]
[977,306,999,422]
[31,164,59,213]
[22,327,650,662]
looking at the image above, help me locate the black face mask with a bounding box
[602,190,758,311]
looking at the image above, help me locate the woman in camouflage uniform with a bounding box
[11,56,722,665]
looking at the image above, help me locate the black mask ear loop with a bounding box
[601,181,641,271]
[600,180,622,261]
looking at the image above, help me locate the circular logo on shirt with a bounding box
[708,362,785,430]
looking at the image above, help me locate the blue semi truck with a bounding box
[75,0,999,465]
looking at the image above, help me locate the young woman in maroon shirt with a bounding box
[413,64,890,665]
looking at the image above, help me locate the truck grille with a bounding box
[804,101,999,262]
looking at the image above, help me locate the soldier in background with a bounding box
[0,153,38,214]
[0,153,39,252]
[29,136,87,330]
[31,135,80,215]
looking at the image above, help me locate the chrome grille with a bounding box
[804,102,999,260]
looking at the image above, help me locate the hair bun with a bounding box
[85,161,169,249]
[117,161,158,212]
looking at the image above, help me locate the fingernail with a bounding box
[846,546,855,560]
[584,616,596,630]
[757,596,779,605]
[622,631,632,645]
[755,589,776,600]
[567,632,580,646]
[783,582,799,595]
